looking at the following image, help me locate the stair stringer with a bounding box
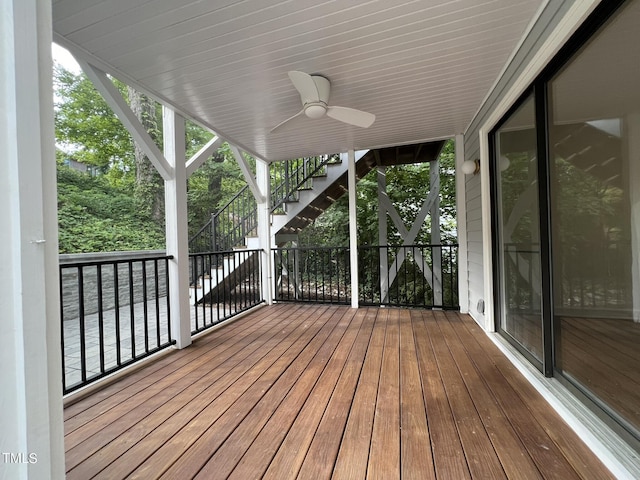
[189,249,259,305]
[272,150,373,240]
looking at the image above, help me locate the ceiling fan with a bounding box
[271,71,375,132]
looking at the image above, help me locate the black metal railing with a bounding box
[59,251,175,394]
[189,214,216,254]
[359,244,459,309]
[190,249,263,333]
[272,244,459,309]
[273,246,351,303]
[190,154,341,253]
[190,185,258,253]
[270,154,341,213]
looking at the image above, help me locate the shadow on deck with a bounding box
[63,304,612,479]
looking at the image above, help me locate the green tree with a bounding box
[54,65,134,185]
[299,139,457,247]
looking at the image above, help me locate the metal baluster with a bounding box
[154,258,161,347]
[114,263,121,366]
[60,267,67,393]
[97,264,105,373]
[142,260,149,354]
[128,261,136,359]
[78,266,87,382]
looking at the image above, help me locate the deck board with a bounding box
[64,304,614,479]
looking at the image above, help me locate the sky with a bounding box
[52,43,81,74]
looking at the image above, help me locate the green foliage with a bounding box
[57,165,165,253]
[299,139,458,247]
[54,65,134,175]
[187,142,247,239]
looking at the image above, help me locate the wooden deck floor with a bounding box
[64,304,613,479]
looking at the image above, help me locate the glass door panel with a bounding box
[494,95,543,363]
[548,0,640,434]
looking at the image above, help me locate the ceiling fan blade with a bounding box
[326,105,375,128]
[270,108,305,133]
[288,71,321,104]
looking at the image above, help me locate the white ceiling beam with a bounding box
[76,59,173,181]
[230,145,265,204]
[186,135,223,178]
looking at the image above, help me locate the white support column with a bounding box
[256,159,273,304]
[163,107,191,348]
[431,159,443,306]
[377,166,389,301]
[455,134,470,313]
[348,150,359,308]
[0,0,65,478]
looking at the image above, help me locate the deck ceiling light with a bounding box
[461,158,480,175]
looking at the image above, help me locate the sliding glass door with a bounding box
[547,0,640,434]
[492,0,640,442]
[493,95,543,365]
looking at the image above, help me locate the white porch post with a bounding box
[431,159,443,306]
[256,159,273,304]
[377,166,389,301]
[0,0,65,478]
[348,150,359,308]
[455,134,470,313]
[163,107,191,348]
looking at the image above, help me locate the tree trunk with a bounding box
[128,86,164,222]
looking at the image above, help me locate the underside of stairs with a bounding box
[273,140,446,240]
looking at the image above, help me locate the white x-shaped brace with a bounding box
[379,175,442,301]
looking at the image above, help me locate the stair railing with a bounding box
[189,153,341,252]
[270,153,341,213]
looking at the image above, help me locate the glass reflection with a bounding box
[495,96,543,362]
[549,0,640,434]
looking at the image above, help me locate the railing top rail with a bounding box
[189,248,263,257]
[189,217,213,243]
[59,250,172,266]
[358,243,460,249]
[274,243,459,251]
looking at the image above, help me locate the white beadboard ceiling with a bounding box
[52,0,544,162]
